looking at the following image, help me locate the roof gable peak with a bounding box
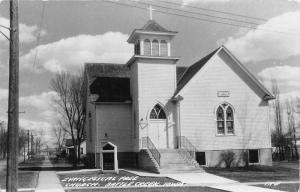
[141,20,171,32]
[174,45,274,100]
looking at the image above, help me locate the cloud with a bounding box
[20,118,52,132]
[0,17,46,43]
[20,91,58,110]
[224,11,300,62]
[288,0,300,3]
[280,91,300,101]
[258,65,300,82]
[20,91,59,122]
[258,65,300,99]
[21,32,133,73]
[0,88,8,100]
[20,118,55,145]
[181,0,230,5]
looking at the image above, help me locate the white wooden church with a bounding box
[84,19,274,173]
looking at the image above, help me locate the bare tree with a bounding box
[18,129,27,156]
[52,124,67,153]
[50,72,86,167]
[285,99,298,160]
[271,79,285,160]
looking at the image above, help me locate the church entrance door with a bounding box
[148,104,168,149]
[148,120,167,149]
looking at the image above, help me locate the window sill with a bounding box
[215,133,236,137]
[249,162,260,165]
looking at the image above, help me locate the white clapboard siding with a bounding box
[96,104,132,152]
[130,63,140,152]
[86,101,96,153]
[138,61,176,117]
[136,60,177,148]
[179,51,271,151]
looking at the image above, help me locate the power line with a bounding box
[158,0,300,30]
[0,30,9,40]
[158,0,267,22]
[151,0,300,32]
[0,24,10,30]
[103,0,300,37]
[132,0,300,33]
[33,1,46,68]
[135,0,264,28]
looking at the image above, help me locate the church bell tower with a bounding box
[127,18,180,149]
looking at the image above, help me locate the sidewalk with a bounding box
[35,156,64,192]
[126,169,287,192]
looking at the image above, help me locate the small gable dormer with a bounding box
[128,20,177,57]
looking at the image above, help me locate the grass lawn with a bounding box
[19,156,45,168]
[57,170,182,188]
[205,165,299,182]
[57,170,227,191]
[254,183,300,192]
[0,170,39,189]
[65,186,227,192]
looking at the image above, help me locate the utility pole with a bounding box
[31,133,34,155]
[6,0,19,191]
[27,130,30,160]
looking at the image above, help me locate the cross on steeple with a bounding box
[148,5,155,20]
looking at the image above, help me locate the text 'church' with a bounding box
[84,19,274,173]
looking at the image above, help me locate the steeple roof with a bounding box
[127,20,177,43]
[140,20,175,33]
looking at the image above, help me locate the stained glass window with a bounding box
[149,104,166,119]
[216,103,234,135]
[217,106,225,134]
[226,106,234,134]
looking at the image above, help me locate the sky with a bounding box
[0,0,299,146]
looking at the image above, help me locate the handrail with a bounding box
[178,136,197,159]
[142,137,160,166]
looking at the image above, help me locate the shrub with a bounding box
[220,150,235,168]
[67,152,77,164]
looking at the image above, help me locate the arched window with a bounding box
[149,104,166,119]
[134,40,140,55]
[152,39,159,56]
[216,103,234,135]
[144,39,151,56]
[216,106,225,134]
[160,40,168,56]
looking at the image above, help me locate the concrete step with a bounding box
[158,148,201,173]
[161,160,186,164]
[160,167,204,174]
[160,155,184,159]
[160,163,195,168]
[159,149,179,153]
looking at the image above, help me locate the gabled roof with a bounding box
[174,48,219,96]
[85,63,130,79]
[90,77,131,102]
[176,66,188,83]
[65,139,78,147]
[127,20,177,43]
[174,46,275,100]
[84,63,189,103]
[140,20,175,33]
[84,63,131,103]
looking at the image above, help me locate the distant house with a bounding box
[65,139,86,156]
[84,20,274,172]
[295,127,300,156]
